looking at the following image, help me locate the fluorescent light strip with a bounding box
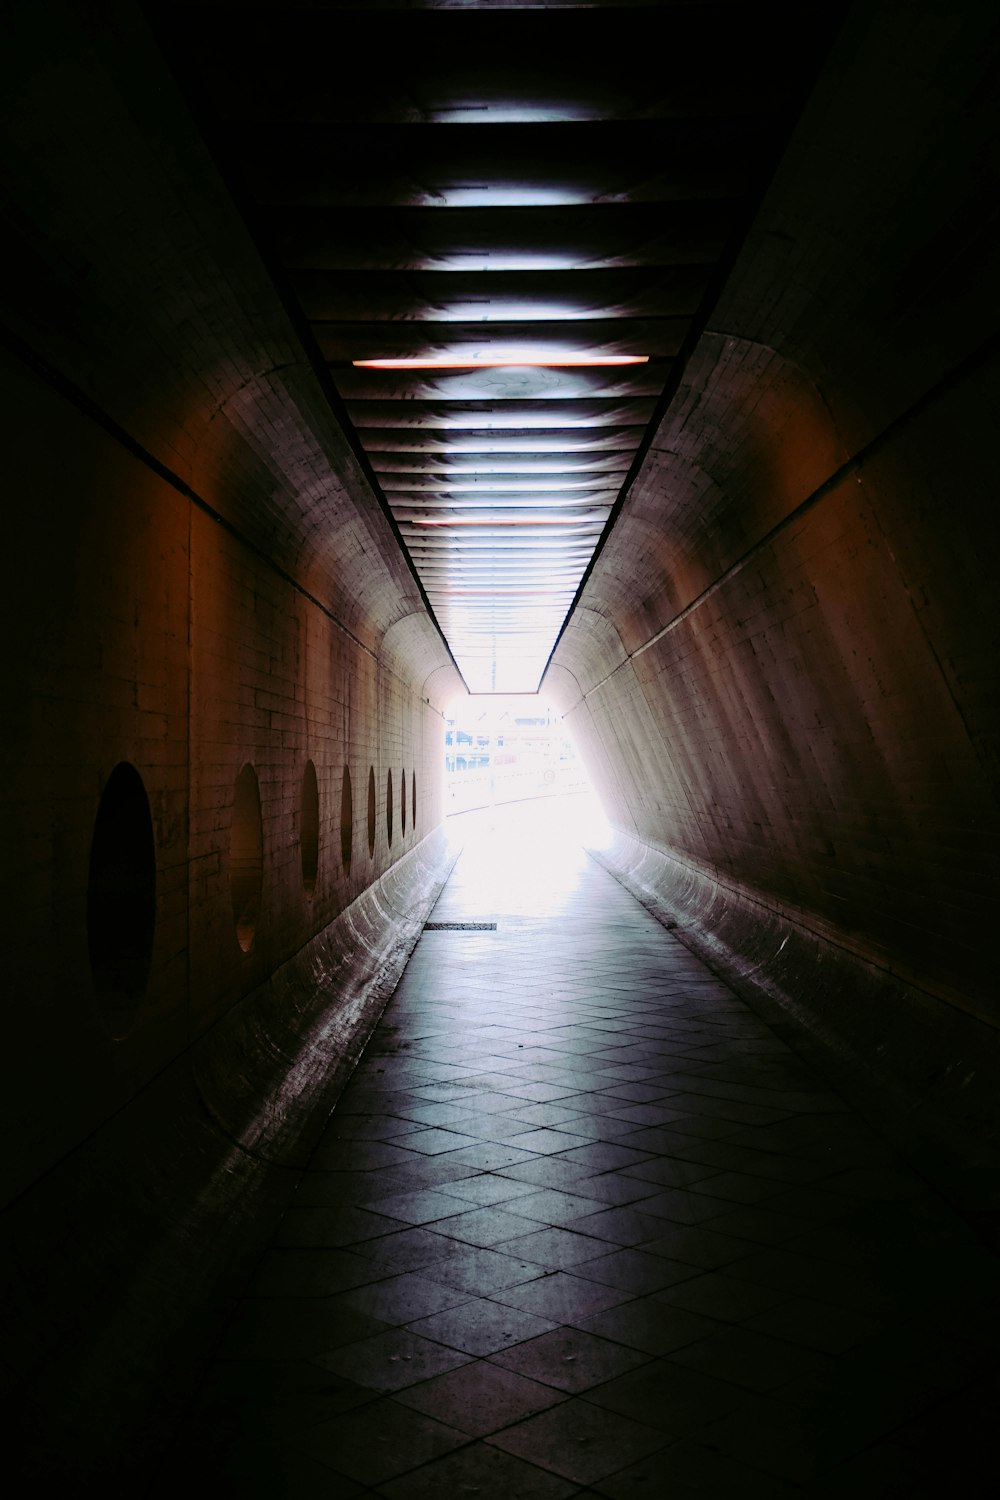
[409,517,601,527]
[353,354,649,370]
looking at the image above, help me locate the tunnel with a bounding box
[2,0,998,1488]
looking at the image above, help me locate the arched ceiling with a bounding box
[146,0,846,693]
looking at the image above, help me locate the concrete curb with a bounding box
[588,829,1000,1227]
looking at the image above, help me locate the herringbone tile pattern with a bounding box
[177,802,999,1497]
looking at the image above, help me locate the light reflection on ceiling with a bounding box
[150,1,847,694]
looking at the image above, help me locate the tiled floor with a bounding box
[176,800,1000,1497]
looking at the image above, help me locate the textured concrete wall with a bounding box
[0,2,460,1469]
[0,0,459,1208]
[548,0,999,1031]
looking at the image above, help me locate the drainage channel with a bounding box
[422,921,497,931]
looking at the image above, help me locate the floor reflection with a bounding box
[443,792,611,920]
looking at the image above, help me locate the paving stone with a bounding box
[503,1189,610,1226]
[725,1247,901,1314]
[593,1439,805,1500]
[497,1157,600,1190]
[179,810,996,1490]
[501,1226,615,1269]
[420,1243,549,1295]
[686,1170,786,1206]
[342,1227,453,1277]
[558,1143,657,1172]
[441,1114,543,1144]
[743,1296,883,1354]
[668,1324,829,1392]
[397,1127,485,1156]
[571,1172,663,1206]
[639,1225,756,1269]
[355,1188,468,1225]
[574,1298,722,1356]
[407,1297,557,1356]
[559,1115,648,1141]
[297,1396,468,1483]
[584,1355,749,1434]
[490,1326,651,1392]
[654,1270,787,1322]
[315,1327,473,1393]
[338,1271,471,1325]
[378,1440,577,1499]
[486,1398,667,1485]
[436,1173,540,1208]
[310,1140,418,1172]
[355,1157,482,1193]
[440,1142,542,1171]
[618,1157,720,1188]
[492,1272,635,1324]
[395,1359,567,1435]
[319,1113,425,1140]
[503,1102,588,1126]
[270,1204,411,1246]
[574,1247,700,1295]
[431,1205,547,1248]
[566,1205,677,1245]
[705,1205,812,1246]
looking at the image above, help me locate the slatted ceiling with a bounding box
[407,534,605,546]
[336,365,663,399]
[316,319,687,362]
[239,123,770,209]
[342,400,659,430]
[148,1,846,694]
[358,431,649,452]
[292,268,714,322]
[275,203,734,272]
[390,490,621,504]
[407,534,602,546]
[195,6,779,120]
[372,455,634,475]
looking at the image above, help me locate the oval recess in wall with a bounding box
[386,768,394,848]
[301,759,319,897]
[341,765,353,876]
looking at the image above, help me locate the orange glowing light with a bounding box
[352,354,649,370]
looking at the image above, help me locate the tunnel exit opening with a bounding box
[444,693,594,821]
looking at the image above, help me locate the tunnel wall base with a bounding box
[589,828,1000,1231]
[5,826,458,1482]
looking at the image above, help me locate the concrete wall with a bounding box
[547,0,999,1058]
[0,1,460,1470]
[3,346,453,1205]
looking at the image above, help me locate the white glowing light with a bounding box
[410,516,598,526]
